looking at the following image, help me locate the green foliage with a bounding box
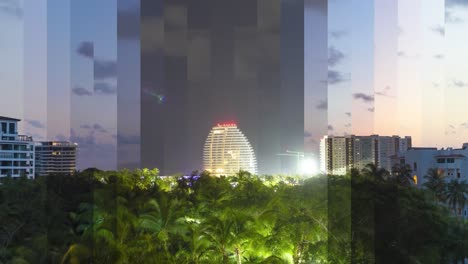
[0,167,467,263]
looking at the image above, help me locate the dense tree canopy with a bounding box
[0,167,467,263]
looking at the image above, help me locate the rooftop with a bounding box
[0,116,21,122]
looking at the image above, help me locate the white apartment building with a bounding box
[320,135,411,175]
[395,144,468,218]
[0,116,35,178]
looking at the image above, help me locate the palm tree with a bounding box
[445,180,468,217]
[392,164,413,186]
[423,168,446,202]
[361,163,389,181]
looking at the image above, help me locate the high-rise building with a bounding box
[320,135,412,175]
[203,123,257,176]
[34,141,78,176]
[0,117,35,178]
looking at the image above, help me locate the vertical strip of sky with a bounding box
[374,0,398,136]
[397,0,422,146]
[421,0,445,148]
[304,0,327,164]
[327,0,352,137]
[117,0,141,170]
[23,0,47,140]
[47,0,70,142]
[444,1,468,148]
[351,0,374,136]
[0,0,23,124]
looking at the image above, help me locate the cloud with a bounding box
[316,100,328,110]
[94,82,116,95]
[375,86,394,98]
[328,46,345,67]
[328,125,334,131]
[26,119,45,129]
[353,93,374,103]
[304,131,312,138]
[0,0,22,18]
[81,123,108,133]
[453,79,468,88]
[367,107,375,113]
[117,134,140,145]
[434,54,444,59]
[345,112,351,117]
[447,0,468,7]
[430,25,445,36]
[72,87,92,96]
[344,123,351,128]
[461,123,468,129]
[326,70,349,85]
[446,11,463,23]
[77,41,94,59]
[70,129,96,146]
[330,30,347,39]
[94,60,117,79]
[93,124,107,133]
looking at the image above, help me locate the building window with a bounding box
[447,158,455,163]
[1,122,6,133]
[413,162,417,171]
[8,123,15,134]
[437,158,446,164]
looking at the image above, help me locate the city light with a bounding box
[299,158,318,176]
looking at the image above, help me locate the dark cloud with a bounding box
[55,134,69,141]
[449,124,456,129]
[94,82,116,95]
[447,0,468,7]
[328,125,334,131]
[434,54,444,59]
[93,124,107,133]
[330,30,347,39]
[353,93,374,103]
[461,123,468,129]
[77,41,94,59]
[70,129,96,146]
[446,11,463,23]
[453,79,468,88]
[94,60,117,79]
[304,131,312,138]
[0,0,22,18]
[326,70,349,85]
[26,119,45,129]
[398,51,406,57]
[117,134,140,145]
[316,100,328,110]
[367,107,375,113]
[430,25,445,36]
[72,87,92,96]
[375,86,394,98]
[80,124,92,129]
[345,112,351,117]
[328,46,345,67]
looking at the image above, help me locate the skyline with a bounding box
[2,0,468,172]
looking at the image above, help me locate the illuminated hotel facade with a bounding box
[320,135,412,175]
[34,141,77,176]
[203,123,257,176]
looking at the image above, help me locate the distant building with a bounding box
[393,144,468,218]
[35,141,77,176]
[203,123,257,176]
[0,116,35,178]
[320,135,411,175]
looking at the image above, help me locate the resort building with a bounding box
[35,141,78,176]
[203,123,257,176]
[0,116,35,178]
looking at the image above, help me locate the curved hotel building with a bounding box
[203,123,257,176]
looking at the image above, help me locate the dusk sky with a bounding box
[2,0,468,171]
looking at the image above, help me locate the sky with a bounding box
[1,0,468,171]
